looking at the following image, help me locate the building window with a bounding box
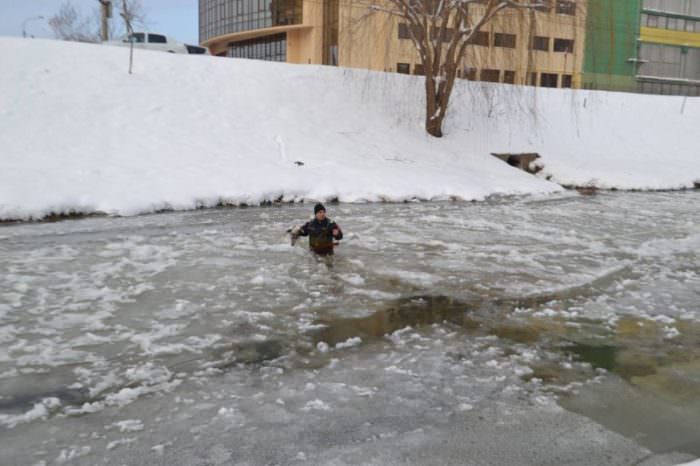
[463,67,477,80]
[397,63,410,74]
[481,69,500,82]
[494,33,516,48]
[431,28,454,43]
[540,73,559,87]
[640,10,700,32]
[562,74,573,88]
[398,23,424,41]
[556,1,576,15]
[503,70,516,84]
[468,31,490,47]
[323,0,339,65]
[643,0,700,17]
[638,42,700,82]
[531,36,550,51]
[228,33,287,62]
[554,38,575,53]
[200,0,304,44]
[646,14,659,28]
[414,64,425,75]
[273,0,301,25]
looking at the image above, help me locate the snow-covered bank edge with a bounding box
[0,210,107,224]
[553,179,700,193]
[563,183,700,195]
[3,180,700,224]
[0,190,557,224]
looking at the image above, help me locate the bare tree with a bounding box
[118,0,147,32]
[48,1,100,43]
[120,0,136,74]
[118,0,151,74]
[100,0,147,42]
[368,0,551,138]
[49,0,146,43]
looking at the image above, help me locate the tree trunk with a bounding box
[424,76,444,138]
[426,112,445,138]
[424,69,458,138]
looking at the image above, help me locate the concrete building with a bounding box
[199,1,329,64]
[199,0,586,89]
[583,0,700,95]
[200,1,700,95]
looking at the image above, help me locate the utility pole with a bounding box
[98,0,112,41]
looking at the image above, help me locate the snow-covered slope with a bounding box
[0,38,698,220]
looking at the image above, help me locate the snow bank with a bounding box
[458,83,700,191]
[0,38,698,220]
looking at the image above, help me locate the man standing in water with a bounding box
[290,203,343,255]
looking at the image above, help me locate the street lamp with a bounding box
[22,16,45,39]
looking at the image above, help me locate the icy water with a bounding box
[0,192,699,465]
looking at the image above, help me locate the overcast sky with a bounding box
[0,0,199,44]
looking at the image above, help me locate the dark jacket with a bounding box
[299,218,343,254]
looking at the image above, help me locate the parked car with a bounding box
[185,44,210,55]
[105,33,210,55]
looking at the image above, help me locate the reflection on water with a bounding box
[309,293,590,347]
[311,296,475,346]
[308,294,700,455]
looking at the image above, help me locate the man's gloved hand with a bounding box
[288,226,301,246]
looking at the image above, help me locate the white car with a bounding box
[106,32,210,55]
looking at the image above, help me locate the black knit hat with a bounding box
[314,203,326,214]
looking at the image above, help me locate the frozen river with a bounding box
[1,192,699,465]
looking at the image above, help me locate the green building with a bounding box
[583,0,700,95]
